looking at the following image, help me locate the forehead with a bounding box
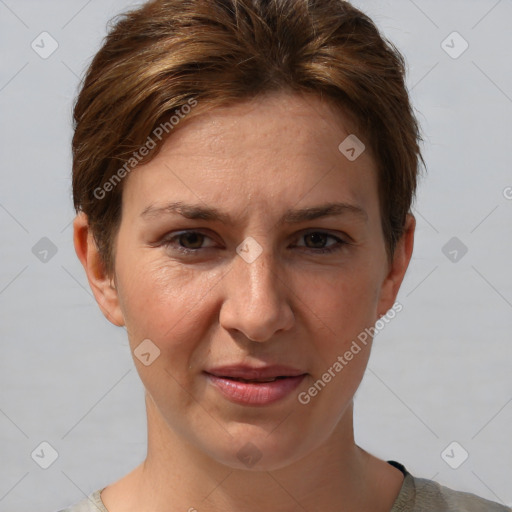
[163,92,367,159]
[121,91,379,220]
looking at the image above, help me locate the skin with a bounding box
[74,90,415,512]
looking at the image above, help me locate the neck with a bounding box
[110,395,400,512]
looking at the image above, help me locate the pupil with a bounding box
[182,232,203,248]
[307,232,326,248]
[179,233,328,250]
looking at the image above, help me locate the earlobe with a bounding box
[73,212,125,327]
[376,213,416,318]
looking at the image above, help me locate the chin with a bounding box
[203,423,317,472]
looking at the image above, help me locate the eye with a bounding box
[294,231,347,254]
[159,229,348,256]
[161,230,217,254]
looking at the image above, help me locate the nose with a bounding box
[219,241,295,342]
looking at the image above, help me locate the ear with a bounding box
[376,213,415,318]
[73,212,125,327]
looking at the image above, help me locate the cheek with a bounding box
[116,259,219,404]
[300,272,378,407]
[117,254,223,345]
[296,269,382,397]
[303,266,382,336]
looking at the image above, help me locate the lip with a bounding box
[205,374,306,406]
[204,365,307,406]
[205,364,306,380]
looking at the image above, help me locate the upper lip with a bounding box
[204,365,306,380]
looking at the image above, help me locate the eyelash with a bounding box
[160,230,348,255]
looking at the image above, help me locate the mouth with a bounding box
[218,376,288,383]
[203,365,307,406]
[204,364,306,380]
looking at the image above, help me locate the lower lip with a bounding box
[205,373,306,406]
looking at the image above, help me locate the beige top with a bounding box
[57,461,512,512]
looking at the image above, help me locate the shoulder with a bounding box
[390,462,511,512]
[412,475,511,511]
[387,461,511,512]
[55,489,107,512]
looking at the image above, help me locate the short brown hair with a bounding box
[72,0,425,277]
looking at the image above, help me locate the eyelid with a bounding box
[292,230,349,251]
[298,228,350,242]
[162,229,218,249]
[159,228,350,255]
[160,228,347,244]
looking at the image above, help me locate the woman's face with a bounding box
[108,91,412,470]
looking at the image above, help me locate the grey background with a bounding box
[1,0,511,511]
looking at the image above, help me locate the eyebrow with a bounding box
[140,201,368,225]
